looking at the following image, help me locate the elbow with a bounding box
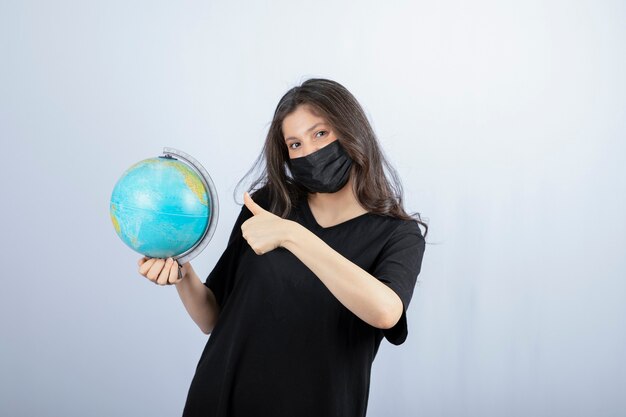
[376,297,404,330]
[199,319,216,335]
[200,321,216,335]
[377,313,401,330]
[200,305,220,335]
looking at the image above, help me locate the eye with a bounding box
[315,130,328,139]
[289,142,301,150]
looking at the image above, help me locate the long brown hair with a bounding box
[235,78,428,239]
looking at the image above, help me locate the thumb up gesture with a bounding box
[240,192,294,256]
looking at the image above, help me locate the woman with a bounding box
[138,78,427,417]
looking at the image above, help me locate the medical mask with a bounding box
[288,140,353,193]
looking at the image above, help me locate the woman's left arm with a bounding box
[241,193,403,330]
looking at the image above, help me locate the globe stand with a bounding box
[161,147,219,270]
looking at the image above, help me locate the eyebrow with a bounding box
[284,123,328,142]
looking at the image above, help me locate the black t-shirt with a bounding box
[182,186,425,417]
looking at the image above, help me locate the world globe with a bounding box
[110,148,218,264]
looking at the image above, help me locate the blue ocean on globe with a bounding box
[110,156,211,258]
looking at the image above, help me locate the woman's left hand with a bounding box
[240,192,294,255]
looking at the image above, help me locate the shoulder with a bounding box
[370,214,424,240]
[365,215,425,254]
[396,218,425,240]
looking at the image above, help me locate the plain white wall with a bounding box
[1,1,625,416]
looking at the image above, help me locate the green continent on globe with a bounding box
[170,161,208,206]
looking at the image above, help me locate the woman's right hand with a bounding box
[138,256,184,286]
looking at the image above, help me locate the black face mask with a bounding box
[288,140,353,193]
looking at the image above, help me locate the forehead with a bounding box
[281,105,328,134]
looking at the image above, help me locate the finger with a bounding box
[240,218,250,240]
[137,256,149,267]
[139,257,157,276]
[243,192,265,216]
[157,258,173,285]
[147,258,166,282]
[167,261,180,285]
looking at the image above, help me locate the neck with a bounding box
[307,177,366,214]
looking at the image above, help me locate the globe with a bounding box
[110,152,216,260]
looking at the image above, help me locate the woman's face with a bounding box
[282,104,338,159]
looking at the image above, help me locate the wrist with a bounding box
[281,220,305,251]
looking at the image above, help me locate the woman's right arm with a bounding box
[137,257,219,335]
[175,262,220,335]
[137,193,262,334]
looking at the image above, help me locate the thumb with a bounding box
[243,191,265,216]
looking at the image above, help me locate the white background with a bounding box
[1,1,625,416]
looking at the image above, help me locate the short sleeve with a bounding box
[203,186,270,308]
[203,205,249,309]
[372,220,426,345]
